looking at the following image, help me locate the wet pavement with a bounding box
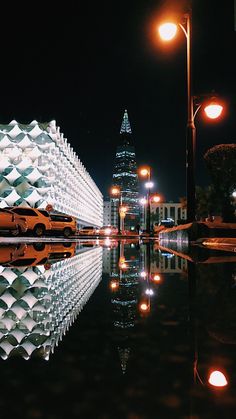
[0,239,235,418]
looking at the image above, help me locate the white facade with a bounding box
[151,202,187,225]
[0,120,103,227]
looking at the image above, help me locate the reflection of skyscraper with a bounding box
[112,110,140,230]
[108,242,141,374]
[0,247,103,360]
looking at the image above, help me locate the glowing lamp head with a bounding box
[204,103,223,119]
[208,370,228,388]
[140,198,147,205]
[111,186,120,196]
[153,274,161,282]
[140,167,150,177]
[140,271,147,278]
[232,191,236,198]
[158,22,177,41]
[152,195,161,203]
[145,288,154,296]
[145,181,154,189]
[110,280,119,290]
[140,302,149,312]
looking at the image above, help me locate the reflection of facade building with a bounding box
[0,120,103,227]
[0,247,103,359]
[111,110,140,230]
[151,202,187,225]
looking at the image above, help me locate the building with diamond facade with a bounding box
[110,110,140,230]
[0,120,103,227]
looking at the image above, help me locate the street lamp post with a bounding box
[159,11,195,221]
[139,167,154,234]
[159,11,224,222]
[110,186,128,235]
[185,10,196,222]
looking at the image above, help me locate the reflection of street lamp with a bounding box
[158,11,224,222]
[188,262,229,395]
[119,205,128,235]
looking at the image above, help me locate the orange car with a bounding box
[49,213,77,237]
[7,207,51,237]
[0,208,27,236]
[8,207,77,238]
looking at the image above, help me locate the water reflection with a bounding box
[0,243,103,360]
[0,239,236,417]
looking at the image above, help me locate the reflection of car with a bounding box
[0,242,76,267]
[0,243,26,264]
[7,207,51,237]
[79,238,118,248]
[78,226,99,236]
[49,213,77,237]
[0,208,27,236]
[98,226,118,236]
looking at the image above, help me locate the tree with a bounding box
[195,185,219,220]
[204,144,236,222]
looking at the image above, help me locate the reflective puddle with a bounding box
[0,239,236,418]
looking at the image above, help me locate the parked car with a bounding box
[49,213,77,237]
[78,226,99,236]
[98,225,118,236]
[7,207,51,237]
[0,208,27,236]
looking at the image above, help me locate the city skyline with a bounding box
[0,0,235,201]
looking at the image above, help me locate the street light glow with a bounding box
[145,181,154,189]
[158,22,177,41]
[145,288,154,296]
[153,274,161,282]
[140,302,149,312]
[208,370,228,387]
[204,103,223,119]
[139,167,150,177]
[110,280,119,290]
[152,195,161,203]
[111,186,120,196]
[140,198,147,205]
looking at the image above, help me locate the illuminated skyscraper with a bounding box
[112,110,140,230]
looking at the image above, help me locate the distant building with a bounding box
[0,120,103,227]
[111,110,140,230]
[103,199,117,226]
[151,202,187,226]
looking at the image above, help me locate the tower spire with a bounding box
[120,109,132,134]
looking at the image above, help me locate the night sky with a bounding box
[1,0,235,201]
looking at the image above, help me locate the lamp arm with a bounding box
[193,104,202,121]
[179,23,188,39]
